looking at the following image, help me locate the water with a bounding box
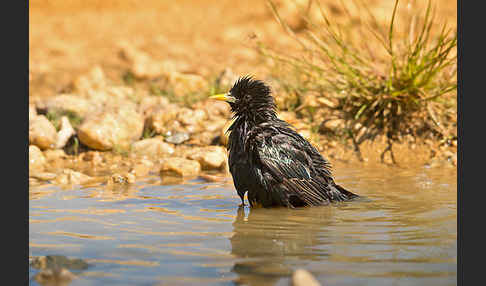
[29,163,457,286]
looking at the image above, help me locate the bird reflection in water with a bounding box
[230,206,333,285]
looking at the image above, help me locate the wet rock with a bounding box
[56,116,76,149]
[54,169,93,185]
[31,255,89,271]
[165,132,190,145]
[29,172,57,181]
[292,269,321,286]
[186,146,227,170]
[33,268,76,286]
[29,145,47,172]
[131,137,175,157]
[80,151,104,165]
[160,157,201,177]
[108,173,136,185]
[29,115,58,150]
[130,159,154,177]
[77,107,144,151]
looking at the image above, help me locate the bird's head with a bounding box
[210,76,276,118]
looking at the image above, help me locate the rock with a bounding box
[164,132,190,145]
[317,97,339,108]
[119,42,182,79]
[31,255,89,271]
[81,151,104,165]
[147,107,180,134]
[167,72,208,97]
[29,115,58,150]
[42,94,93,118]
[130,160,154,177]
[43,149,68,161]
[54,169,93,185]
[73,65,107,93]
[292,269,321,286]
[138,96,170,118]
[56,116,76,149]
[29,172,57,181]
[77,107,144,151]
[131,137,175,157]
[160,157,201,177]
[177,108,207,126]
[29,145,46,172]
[108,173,136,185]
[320,119,345,133]
[204,118,228,132]
[29,104,37,121]
[186,146,227,170]
[34,268,75,286]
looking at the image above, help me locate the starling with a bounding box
[210,76,359,208]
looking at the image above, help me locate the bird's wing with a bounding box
[248,128,349,206]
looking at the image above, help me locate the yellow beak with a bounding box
[209,93,236,103]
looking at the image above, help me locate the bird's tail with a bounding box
[333,184,359,200]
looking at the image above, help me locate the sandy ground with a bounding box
[29,0,456,97]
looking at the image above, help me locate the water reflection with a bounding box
[230,206,334,285]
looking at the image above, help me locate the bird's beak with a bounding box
[209,93,236,103]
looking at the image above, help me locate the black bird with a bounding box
[210,76,359,208]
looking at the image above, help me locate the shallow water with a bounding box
[29,162,457,286]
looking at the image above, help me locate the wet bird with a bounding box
[210,76,359,208]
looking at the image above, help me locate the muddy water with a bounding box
[29,163,457,286]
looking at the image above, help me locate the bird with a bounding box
[210,76,359,208]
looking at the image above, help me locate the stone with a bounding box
[317,97,339,108]
[108,173,136,185]
[81,151,104,165]
[34,268,76,286]
[54,169,93,185]
[138,96,170,118]
[160,157,201,177]
[73,65,107,93]
[29,115,58,150]
[42,94,93,118]
[43,149,68,162]
[130,160,154,177]
[131,137,175,157]
[164,132,190,145]
[292,269,321,286]
[147,107,180,134]
[56,116,76,149]
[29,145,46,172]
[167,72,208,97]
[320,119,345,133]
[77,107,144,151]
[29,172,57,181]
[186,146,227,170]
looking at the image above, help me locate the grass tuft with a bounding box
[258,0,457,162]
